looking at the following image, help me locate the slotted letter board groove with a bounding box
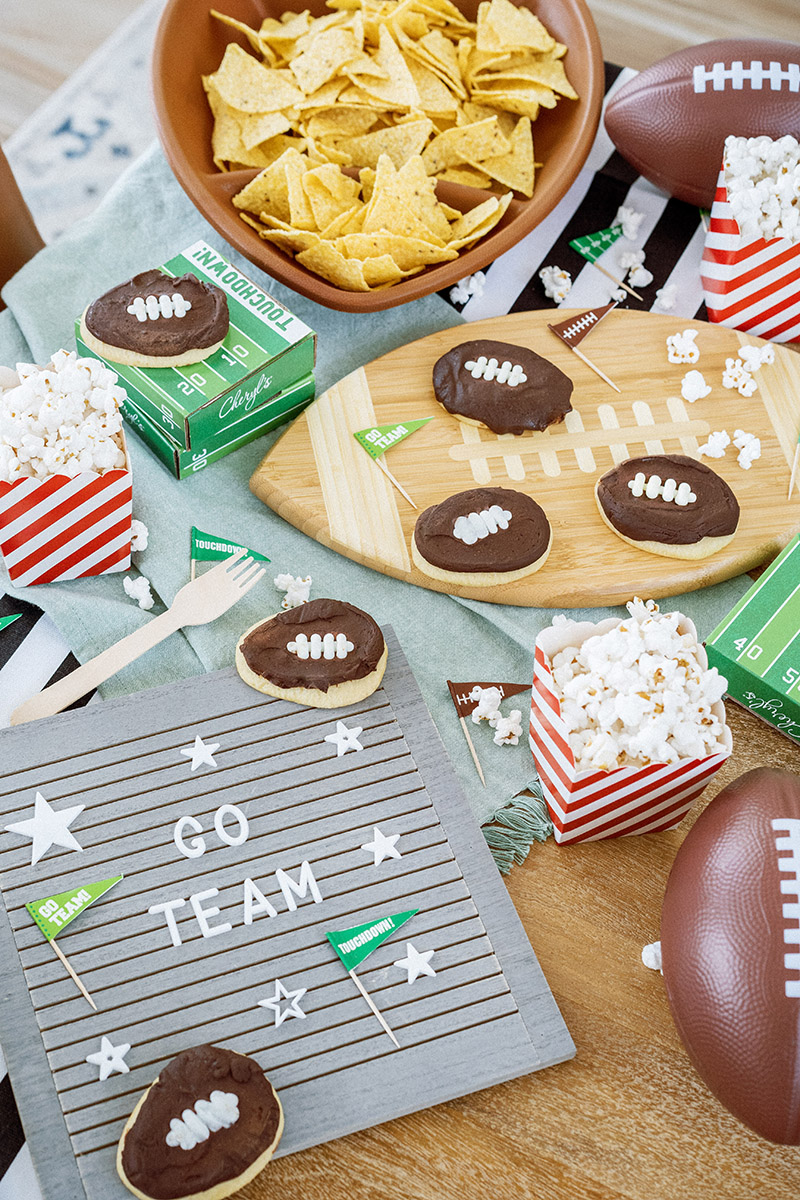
[0,627,573,1200]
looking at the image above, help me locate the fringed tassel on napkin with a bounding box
[482,783,553,874]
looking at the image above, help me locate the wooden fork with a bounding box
[10,550,266,726]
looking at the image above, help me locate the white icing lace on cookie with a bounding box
[165,1090,239,1151]
[627,473,696,505]
[126,294,193,322]
[287,632,355,660]
[463,357,527,386]
[453,506,512,544]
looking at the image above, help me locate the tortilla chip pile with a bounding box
[204,0,578,195]
[233,147,511,289]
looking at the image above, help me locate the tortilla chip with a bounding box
[296,242,371,290]
[239,110,292,149]
[437,164,493,187]
[342,118,433,169]
[446,191,512,248]
[290,27,361,93]
[341,231,458,269]
[212,45,305,112]
[469,113,534,194]
[260,227,323,254]
[476,0,556,54]
[421,117,509,173]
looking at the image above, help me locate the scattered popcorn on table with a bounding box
[0,350,126,483]
[723,135,800,244]
[681,369,712,403]
[130,519,149,553]
[614,205,645,241]
[698,430,731,459]
[539,265,572,303]
[469,685,502,725]
[123,575,155,611]
[642,941,663,974]
[491,709,523,746]
[274,573,312,609]
[666,329,700,364]
[628,262,654,287]
[449,271,486,306]
[611,287,628,303]
[722,357,757,397]
[653,283,678,311]
[738,343,774,373]
[619,249,645,271]
[733,429,762,469]
[548,598,728,770]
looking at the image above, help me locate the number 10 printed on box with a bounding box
[0,629,573,1200]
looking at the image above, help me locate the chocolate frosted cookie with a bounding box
[236,598,388,708]
[80,270,229,368]
[412,486,552,586]
[595,454,740,559]
[432,339,573,435]
[117,1044,283,1200]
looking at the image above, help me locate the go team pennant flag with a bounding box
[327,909,417,972]
[353,418,432,460]
[0,613,22,633]
[569,224,623,263]
[26,875,123,941]
[191,527,270,564]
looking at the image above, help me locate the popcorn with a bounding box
[0,351,126,484]
[469,685,502,725]
[614,205,645,241]
[733,429,762,469]
[547,598,728,770]
[123,575,155,611]
[449,270,486,305]
[739,343,774,372]
[628,263,653,287]
[130,519,149,552]
[274,572,312,609]
[618,249,645,271]
[723,134,800,245]
[539,265,572,303]
[491,709,523,746]
[698,430,730,458]
[666,329,700,364]
[681,370,712,403]
[653,283,678,311]
[641,941,663,973]
[611,287,627,303]
[722,356,757,397]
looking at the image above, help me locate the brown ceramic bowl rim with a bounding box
[152,0,604,313]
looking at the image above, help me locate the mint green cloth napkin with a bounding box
[0,143,753,864]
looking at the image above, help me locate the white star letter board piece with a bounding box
[0,627,574,1200]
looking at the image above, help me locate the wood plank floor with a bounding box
[1,0,798,140]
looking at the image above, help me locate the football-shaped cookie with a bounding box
[604,39,800,207]
[80,269,229,368]
[432,339,573,435]
[412,486,551,585]
[661,768,800,1143]
[236,597,387,708]
[117,1043,283,1200]
[595,454,739,559]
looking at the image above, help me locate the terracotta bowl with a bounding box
[152,0,604,313]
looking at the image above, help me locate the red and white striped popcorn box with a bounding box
[700,165,800,343]
[529,617,732,845]
[0,435,132,586]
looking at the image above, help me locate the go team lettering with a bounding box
[148,803,324,948]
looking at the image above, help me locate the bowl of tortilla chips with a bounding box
[153,0,603,311]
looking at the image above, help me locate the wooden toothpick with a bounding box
[52,940,97,1011]
[590,261,644,301]
[348,968,399,1047]
[788,442,800,499]
[374,454,417,509]
[564,343,621,392]
[458,716,486,786]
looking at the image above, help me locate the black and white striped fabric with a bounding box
[0,61,712,1200]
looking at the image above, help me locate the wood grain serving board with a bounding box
[0,628,573,1200]
[250,310,800,606]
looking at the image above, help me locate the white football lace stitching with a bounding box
[126,293,193,322]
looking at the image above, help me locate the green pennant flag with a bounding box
[25,875,123,941]
[327,909,417,972]
[190,527,270,564]
[353,418,432,460]
[569,224,623,263]
[0,614,22,634]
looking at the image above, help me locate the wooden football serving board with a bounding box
[250,310,800,606]
[0,628,573,1200]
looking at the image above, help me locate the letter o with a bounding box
[214,803,249,848]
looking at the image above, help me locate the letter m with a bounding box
[275,861,323,912]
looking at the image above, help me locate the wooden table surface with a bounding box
[2,1,800,1197]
